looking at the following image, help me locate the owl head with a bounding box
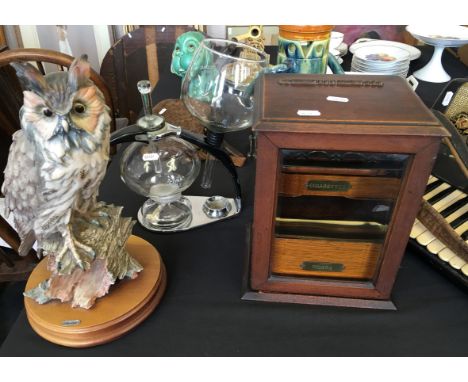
[11,55,110,156]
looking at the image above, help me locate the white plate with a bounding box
[353,45,410,66]
[350,39,421,60]
[352,57,409,68]
[406,25,468,47]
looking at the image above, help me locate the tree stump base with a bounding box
[24,235,166,348]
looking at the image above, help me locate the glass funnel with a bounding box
[181,38,269,133]
[121,136,201,231]
[181,38,269,187]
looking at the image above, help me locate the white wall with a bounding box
[12,25,113,71]
[206,25,226,38]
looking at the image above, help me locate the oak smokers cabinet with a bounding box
[244,74,447,309]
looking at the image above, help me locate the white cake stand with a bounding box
[406,25,468,83]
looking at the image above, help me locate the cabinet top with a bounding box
[253,74,448,137]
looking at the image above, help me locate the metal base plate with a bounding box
[137,195,240,232]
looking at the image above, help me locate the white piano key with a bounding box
[423,183,451,201]
[438,247,456,262]
[424,204,468,254]
[445,203,468,224]
[416,230,437,246]
[428,239,446,254]
[427,175,438,184]
[448,255,466,270]
[462,263,468,276]
[410,220,426,239]
[454,221,468,236]
[432,190,464,212]
[429,223,468,256]
[411,176,467,274]
[415,191,465,245]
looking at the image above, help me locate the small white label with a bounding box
[159,108,167,115]
[142,153,159,161]
[297,110,321,116]
[327,96,349,103]
[62,319,81,327]
[442,91,454,106]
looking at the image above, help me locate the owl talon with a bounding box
[74,215,102,228]
[55,227,95,273]
[99,210,110,219]
[92,208,110,221]
[90,218,101,227]
[76,207,110,229]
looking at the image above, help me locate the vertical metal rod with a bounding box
[137,80,153,117]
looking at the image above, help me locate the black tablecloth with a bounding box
[1,45,467,356]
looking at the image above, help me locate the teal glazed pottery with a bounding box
[171,31,205,78]
[278,25,341,74]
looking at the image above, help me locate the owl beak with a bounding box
[61,118,69,132]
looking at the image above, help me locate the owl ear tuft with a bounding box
[69,54,91,90]
[10,62,47,95]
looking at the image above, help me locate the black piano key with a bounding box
[450,211,468,229]
[441,196,468,218]
[461,231,468,241]
[424,179,444,194]
[427,186,457,205]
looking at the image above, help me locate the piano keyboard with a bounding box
[410,175,468,276]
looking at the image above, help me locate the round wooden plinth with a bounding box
[24,235,166,348]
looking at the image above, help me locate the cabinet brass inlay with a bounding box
[301,262,345,272]
[306,180,351,192]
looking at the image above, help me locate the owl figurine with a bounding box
[2,55,109,272]
[2,56,141,308]
[2,56,142,308]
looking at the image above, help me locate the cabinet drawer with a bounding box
[271,237,382,280]
[279,173,401,199]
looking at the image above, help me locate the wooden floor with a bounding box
[0,280,25,346]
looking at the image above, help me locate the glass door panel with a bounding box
[272,149,409,282]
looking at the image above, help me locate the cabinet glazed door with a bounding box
[272,149,410,282]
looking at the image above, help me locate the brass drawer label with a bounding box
[300,261,345,272]
[306,180,351,192]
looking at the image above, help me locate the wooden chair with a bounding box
[0,48,116,282]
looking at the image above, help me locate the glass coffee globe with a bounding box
[182,38,269,133]
[121,136,201,231]
[181,38,269,188]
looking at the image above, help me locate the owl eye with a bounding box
[42,108,53,117]
[73,103,86,114]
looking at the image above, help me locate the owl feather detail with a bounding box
[2,55,111,273]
